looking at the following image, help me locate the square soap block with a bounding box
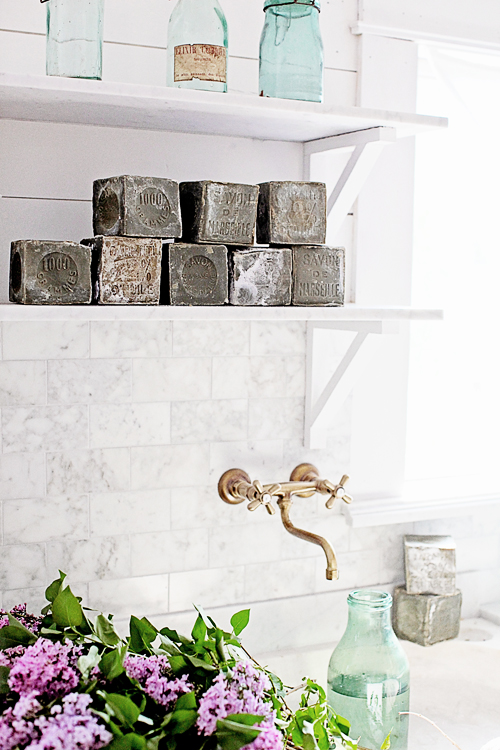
[179,181,259,245]
[292,246,345,306]
[9,240,91,305]
[229,247,292,306]
[257,181,327,245]
[85,236,162,305]
[167,243,228,305]
[93,175,182,238]
[393,586,462,647]
[404,535,457,595]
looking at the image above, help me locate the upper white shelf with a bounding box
[0,73,447,143]
[0,303,443,322]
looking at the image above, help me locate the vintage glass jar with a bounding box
[166,0,228,92]
[45,0,104,79]
[259,0,323,102]
[327,590,410,750]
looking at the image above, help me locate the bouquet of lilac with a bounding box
[0,572,356,750]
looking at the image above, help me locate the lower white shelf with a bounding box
[0,303,443,322]
[343,493,500,527]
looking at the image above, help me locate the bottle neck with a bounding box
[345,590,394,638]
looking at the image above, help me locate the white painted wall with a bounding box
[1,0,500,665]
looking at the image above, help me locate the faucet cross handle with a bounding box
[324,474,352,509]
[247,481,279,515]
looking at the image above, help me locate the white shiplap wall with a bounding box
[1,0,500,676]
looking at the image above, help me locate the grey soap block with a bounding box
[9,240,91,305]
[85,236,162,304]
[229,247,292,306]
[393,586,462,647]
[168,243,228,305]
[93,175,182,238]
[257,181,327,245]
[179,181,259,246]
[292,246,345,306]
[404,535,457,595]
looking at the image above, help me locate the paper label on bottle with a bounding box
[174,44,227,83]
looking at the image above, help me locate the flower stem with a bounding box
[399,712,463,750]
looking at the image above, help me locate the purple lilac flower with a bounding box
[124,654,193,709]
[8,638,80,700]
[0,691,41,750]
[196,660,282,750]
[0,645,26,669]
[29,693,112,750]
[0,604,43,635]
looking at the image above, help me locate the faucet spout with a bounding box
[278,494,338,580]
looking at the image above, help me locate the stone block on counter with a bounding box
[257,181,327,245]
[179,181,259,245]
[229,247,292,306]
[167,243,228,305]
[9,240,92,305]
[393,585,462,647]
[85,236,162,305]
[291,246,345,306]
[93,175,182,238]
[404,535,457,595]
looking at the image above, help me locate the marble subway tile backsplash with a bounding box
[1,317,499,653]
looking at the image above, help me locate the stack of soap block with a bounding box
[393,535,462,647]
[9,175,345,307]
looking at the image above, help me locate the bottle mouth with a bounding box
[348,589,393,610]
[264,1,320,10]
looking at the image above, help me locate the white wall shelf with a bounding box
[0,303,443,322]
[343,493,500,527]
[0,73,447,143]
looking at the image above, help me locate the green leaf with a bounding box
[104,692,141,729]
[0,666,10,694]
[99,647,126,681]
[216,718,261,750]
[78,644,101,679]
[107,733,147,750]
[168,655,188,674]
[45,570,67,603]
[174,692,196,710]
[230,609,250,636]
[226,714,263,726]
[334,712,351,735]
[183,653,217,672]
[169,708,198,735]
[381,732,391,750]
[0,624,37,649]
[51,586,84,628]
[159,627,182,643]
[129,616,157,654]
[191,614,207,643]
[96,614,121,646]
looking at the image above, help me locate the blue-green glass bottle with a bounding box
[328,591,410,750]
[259,0,323,103]
[45,0,104,80]
[167,0,228,92]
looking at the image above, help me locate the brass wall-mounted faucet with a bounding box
[218,464,352,580]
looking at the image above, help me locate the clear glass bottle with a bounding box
[166,0,228,92]
[259,0,323,103]
[45,0,104,80]
[327,591,410,750]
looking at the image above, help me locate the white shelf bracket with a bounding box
[304,319,399,449]
[303,126,397,237]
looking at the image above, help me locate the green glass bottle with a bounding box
[259,0,323,103]
[45,0,104,80]
[328,591,410,750]
[166,0,228,92]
